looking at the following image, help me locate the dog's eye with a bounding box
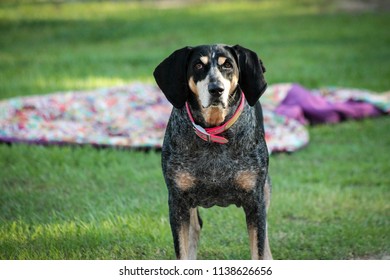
[194,63,203,70]
[223,62,232,69]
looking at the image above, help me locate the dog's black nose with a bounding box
[208,82,225,96]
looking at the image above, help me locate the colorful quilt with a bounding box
[0,83,389,153]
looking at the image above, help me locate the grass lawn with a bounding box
[0,0,389,259]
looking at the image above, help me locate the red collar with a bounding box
[185,93,245,144]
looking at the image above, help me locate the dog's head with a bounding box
[153,44,267,109]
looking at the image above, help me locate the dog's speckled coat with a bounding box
[154,44,272,260]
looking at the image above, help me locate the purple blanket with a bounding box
[275,84,387,125]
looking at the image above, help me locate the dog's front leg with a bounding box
[169,196,201,260]
[244,198,272,260]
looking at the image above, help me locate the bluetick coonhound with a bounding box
[153,44,271,260]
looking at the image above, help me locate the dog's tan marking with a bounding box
[178,224,190,259]
[248,224,272,260]
[177,208,201,260]
[218,56,227,65]
[235,170,258,191]
[230,74,239,94]
[202,107,228,126]
[248,225,259,259]
[200,56,209,65]
[188,77,198,96]
[175,172,196,191]
[188,208,201,259]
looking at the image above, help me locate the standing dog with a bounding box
[153,44,271,260]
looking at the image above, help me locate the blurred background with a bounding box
[0,0,389,260]
[1,0,389,99]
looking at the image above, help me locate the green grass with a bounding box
[0,0,389,259]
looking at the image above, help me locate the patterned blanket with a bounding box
[1,83,389,153]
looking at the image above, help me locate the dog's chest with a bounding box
[179,147,257,181]
[170,147,266,208]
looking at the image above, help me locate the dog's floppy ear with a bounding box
[232,45,267,106]
[153,47,192,108]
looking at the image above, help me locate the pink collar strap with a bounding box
[185,93,245,144]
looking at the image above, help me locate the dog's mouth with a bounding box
[202,97,227,109]
[202,103,227,110]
